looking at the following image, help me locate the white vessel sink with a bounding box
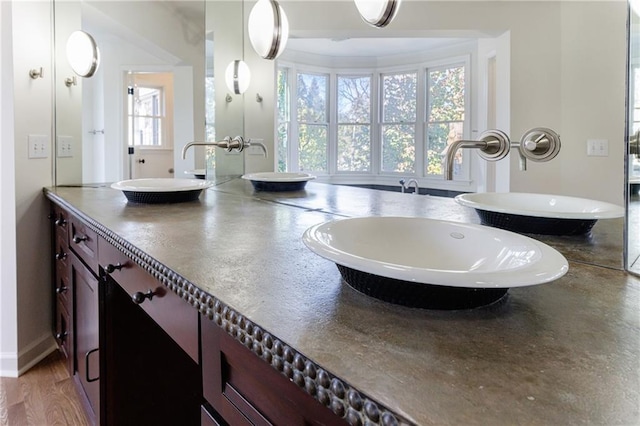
[303,216,568,309]
[455,192,624,235]
[242,172,315,192]
[111,178,214,203]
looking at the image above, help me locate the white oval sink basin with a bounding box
[242,172,316,191]
[303,217,568,309]
[111,178,214,203]
[455,192,624,235]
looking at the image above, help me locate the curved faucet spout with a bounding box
[181,136,233,159]
[443,140,488,180]
[443,129,511,180]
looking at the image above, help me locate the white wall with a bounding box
[249,1,627,205]
[0,0,56,377]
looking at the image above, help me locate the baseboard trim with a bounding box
[0,333,57,377]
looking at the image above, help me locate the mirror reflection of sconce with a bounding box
[353,0,402,28]
[248,0,289,60]
[29,67,44,79]
[225,60,251,102]
[64,76,77,87]
[66,30,100,78]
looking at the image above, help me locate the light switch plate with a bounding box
[587,139,608,157]
[28,134,50,159]
[57,135,73,158]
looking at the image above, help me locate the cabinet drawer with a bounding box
[55,260,71,311]
[99,239,198,362]
[69,215,98,274]
[51,204,69,244]
[54,299,73,375]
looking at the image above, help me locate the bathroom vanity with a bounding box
[46,181,639,425]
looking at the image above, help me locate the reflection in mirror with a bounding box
[628,3,640,275]
[54,0,207,186]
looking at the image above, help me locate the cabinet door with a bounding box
[72,252,100,422]
[201,317,346,426]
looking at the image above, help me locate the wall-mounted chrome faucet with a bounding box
[399,178,420,194]
[443,129,511,180]
[181,136,268,160]
[443,128,561,180]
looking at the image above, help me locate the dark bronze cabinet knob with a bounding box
[73,235,88,244]
[55,217,67,226]
[55,251,67,260]
[105,263,124,274]
[132,290,154,305]
[56,286,68,294]
[55,331,67,341]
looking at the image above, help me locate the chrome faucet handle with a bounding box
[518,127,561,162]
[399,179,406,193]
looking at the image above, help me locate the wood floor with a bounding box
[0,350,88,425]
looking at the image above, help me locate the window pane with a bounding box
[133,117,162,146]
[299,124,327,172]
[297,73,327,123]
[338,76,370,123]
[205,76,215,142]
[382,72,416,123]
[428,66,465,122]
[135,87,162,117]
[337,125,370,172]
[277,122,288,172]
[426,122,463,176]
[277,69,289,122]
[381,124,415,172]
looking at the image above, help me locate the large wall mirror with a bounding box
[53,1,629,271]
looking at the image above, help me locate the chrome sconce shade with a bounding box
[353,0,402,28]
[225,60,251,99]
[66,30,100,78]
[248,0,289,60]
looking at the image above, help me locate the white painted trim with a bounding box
[0,333,57,378]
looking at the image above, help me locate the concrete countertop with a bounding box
[46,181,639,425]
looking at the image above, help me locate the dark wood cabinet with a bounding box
[49,198,349,426]
[71,252,100,422]
[201,317,346,426]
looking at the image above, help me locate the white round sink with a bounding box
[303,216,568,309]
[455,192,624,235]
[111,178,214,203]
[242,172,316,191]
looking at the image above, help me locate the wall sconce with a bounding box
[248,0,289,60]
[353,0,402,28]
[66,30,100,78]
[225,60,251,102]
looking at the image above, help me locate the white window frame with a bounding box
[277,53,472,187]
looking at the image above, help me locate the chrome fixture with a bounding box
[443,129,511,180]
[88,129,104,135]
[513,127,561,171]
[181,136,268,159]
[353,0,402,28]
[399,178,419,194]
[64,76,77,87]
[444,128,561,180]
[29,67,44,79]
[248,0,289,60]
[256,93,263,103]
